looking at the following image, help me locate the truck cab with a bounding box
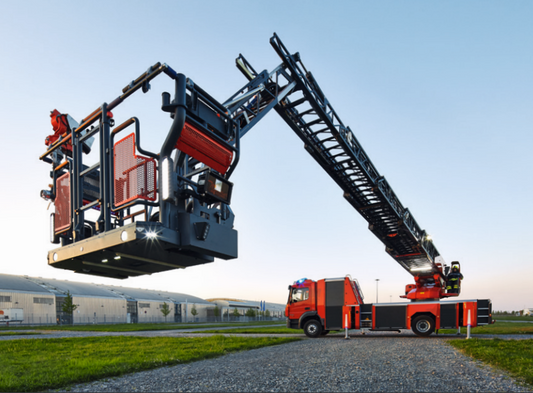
[286,278,317,330]
[286,276,365,338]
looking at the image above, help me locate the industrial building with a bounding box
[0,273,284,325]
[207,298,285,319]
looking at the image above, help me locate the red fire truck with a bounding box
[285,275,492,337]
[40,34,491,336]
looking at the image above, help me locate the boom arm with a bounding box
[237,34,441,278]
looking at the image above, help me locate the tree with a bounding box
[61,291,77,325]
[191,304,198,321]
[213,305,220,321]
[232,307,240,318]
[265,309,271,318]
[245,308,256,318]
[160,302,171,322]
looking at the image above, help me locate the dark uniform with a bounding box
[446,267,463,293]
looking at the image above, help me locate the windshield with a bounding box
[290,287,309,303]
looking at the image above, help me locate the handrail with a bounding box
[112,117,158,159]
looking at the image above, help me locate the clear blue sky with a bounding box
[0,1,531,311]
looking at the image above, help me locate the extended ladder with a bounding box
[238,34,440,275]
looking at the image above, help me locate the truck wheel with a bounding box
[412,315,435,337]
[303,320,323,338]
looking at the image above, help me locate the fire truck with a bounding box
[39,34,492,334]
[286,276,492,337]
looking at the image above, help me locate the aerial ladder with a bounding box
[40,34,460,300]
[235,34,461,300]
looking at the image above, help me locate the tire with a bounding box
[411,315,435,337]
[303,319,323,338]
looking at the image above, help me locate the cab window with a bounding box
[291,287,309,303]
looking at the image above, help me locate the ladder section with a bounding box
[350,278,365,305]
[264,34,439,274]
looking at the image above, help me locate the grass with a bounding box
[197,326,303,334]
[0,320,282,332]
[439,322,533,335]
[0,335,300,392]
[0,332,41,336]
[196,321,533,336]
[449,338,533,387]
[194,321,532,336]
[492,315,533,322]
[197,326,342,335]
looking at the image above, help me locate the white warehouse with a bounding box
[0,273,284,325]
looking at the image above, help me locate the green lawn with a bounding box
[197,321,533,336]
[492,315,533,322]
[195,321,532,336]
[0,335,300,392]
[197,326,342,335]
[0,332,41,336]
[449,338,533,387]
[198,326,303,334]
[0,321,282,332]
[439,322,533,335]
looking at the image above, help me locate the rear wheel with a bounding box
[303,319,323,338]
[412,315,435,337]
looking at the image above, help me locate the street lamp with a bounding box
[375,279,380,303]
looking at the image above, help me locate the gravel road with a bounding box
[54,332,532,392]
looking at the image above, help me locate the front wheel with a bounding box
[411,315,435,337]
[303,319,323,338]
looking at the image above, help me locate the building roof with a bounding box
[100,285,209,304]
[0,274,53,294]
[27,277,123,299]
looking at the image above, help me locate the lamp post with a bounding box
[375,279,380,303]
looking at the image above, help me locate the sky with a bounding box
[0,1,531,312]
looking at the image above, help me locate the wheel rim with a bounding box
[416,320,430,333]
[307,324,318,334]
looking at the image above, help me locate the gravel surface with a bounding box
[52,332,532,392]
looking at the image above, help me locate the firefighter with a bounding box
[446,265,463,293]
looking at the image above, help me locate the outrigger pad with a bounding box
[47,221,237,279]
